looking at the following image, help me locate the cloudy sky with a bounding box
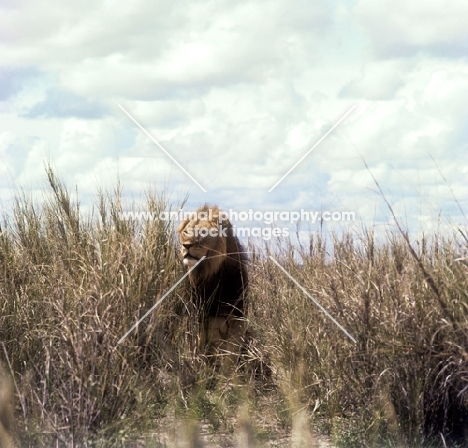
[1,0,468,237]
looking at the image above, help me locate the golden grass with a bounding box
[0,363,16,448]
[0,168,467,447]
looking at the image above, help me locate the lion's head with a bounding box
[177,205,228,279]
[177,205,226,272]
[177,205,248,318]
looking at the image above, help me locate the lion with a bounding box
[177,205,248,369]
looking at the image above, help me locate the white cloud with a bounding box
[0,0,467,237]
[354,0,468,58]
[339,60,406,100]
[25,89,108,118]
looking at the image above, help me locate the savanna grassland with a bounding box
[1,168,468,447]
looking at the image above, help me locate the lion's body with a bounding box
[177,205,248,368]
[178,205,248,319]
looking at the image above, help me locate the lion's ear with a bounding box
[177,218,190,233]
[218,217,231,228]
[211,208,230,227]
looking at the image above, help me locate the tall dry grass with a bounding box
[0,168,467,447]
[254,227,468,447]
[0,362,16,448]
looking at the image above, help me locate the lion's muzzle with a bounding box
[182,254,199,268]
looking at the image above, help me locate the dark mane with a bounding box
[192,233,248,319]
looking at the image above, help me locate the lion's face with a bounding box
[177,206,229,278]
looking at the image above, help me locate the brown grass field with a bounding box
[1,167,468,447]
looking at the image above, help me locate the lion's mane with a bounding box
[177,205,248,318]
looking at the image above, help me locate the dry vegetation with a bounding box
[1,168,468,447]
